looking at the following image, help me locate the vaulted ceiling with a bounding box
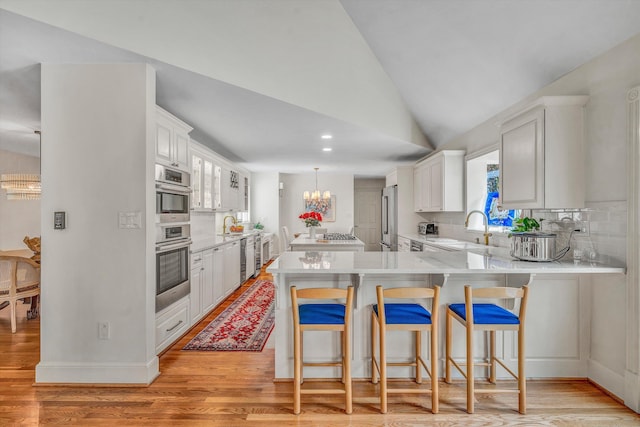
[1,0,639,176]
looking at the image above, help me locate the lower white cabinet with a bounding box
[155,295,190,354]
[223,241,241,297]
[190,249,216,325]
[213,246,225,305]
[398,236,411,252]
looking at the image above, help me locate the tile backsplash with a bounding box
[429,200,627,264]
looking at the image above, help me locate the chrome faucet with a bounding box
[223,215,237,234]
[465,210,492,246]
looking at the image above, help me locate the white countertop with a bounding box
[267,249,625,275]
[191,230,263,252]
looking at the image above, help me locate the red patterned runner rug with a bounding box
[183,280,274,351]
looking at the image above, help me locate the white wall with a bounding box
[438,33,640,403]
[251,171,280,235]
[0,149,41,250]
[279,172,354,237]
[37,63,157,383]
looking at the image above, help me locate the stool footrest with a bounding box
[385,388,434,394]
[303,362,343,367]
[300,389,346,395]
[474,388,521,394]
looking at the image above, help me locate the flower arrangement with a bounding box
[299,211,322,227]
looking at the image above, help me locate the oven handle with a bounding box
[156,239,192,253]
[155,182,192,194]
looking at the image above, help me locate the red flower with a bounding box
[299,211,322,226]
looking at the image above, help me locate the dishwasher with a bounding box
[240,237,247,282]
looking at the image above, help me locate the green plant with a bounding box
[510,217,542,235]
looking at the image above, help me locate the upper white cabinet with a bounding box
[191,141,247,212]
[413,150,464,212]
[499,96,588,209]
[156,106,193,172]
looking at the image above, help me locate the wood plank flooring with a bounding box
[1,264,638,426]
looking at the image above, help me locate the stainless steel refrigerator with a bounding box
[380,185,398,251]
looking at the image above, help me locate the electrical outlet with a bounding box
[98,322,110,340]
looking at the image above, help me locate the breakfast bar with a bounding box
[267,249,625,381]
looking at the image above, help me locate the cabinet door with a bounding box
[191,154,202,209]
[213,165,222,209]
[413,167,423,211]
[201,249,215,314]
[213,247,225,304]
[190,265,202,324]
[499,107,544,209]
[220,166,231,210]
[246,240,255,278]
[174,130,190,171]
[225,241,241,292]
[156,120,173,166]
[203,159,213,209]
[428,159,443,211]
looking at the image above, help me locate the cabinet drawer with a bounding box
[156,297,189,354]
[191,251,203,269]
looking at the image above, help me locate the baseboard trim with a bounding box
[624,370,640,413]
[588,358,625,402]
[35,357,159,385]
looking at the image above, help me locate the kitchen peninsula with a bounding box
[267,249,625,381]
[289,234,365,252]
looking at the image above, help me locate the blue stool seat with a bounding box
[373,303,432,324]
[299,303,346,325]
[449,303,519,325]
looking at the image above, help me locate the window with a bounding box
[466,148,518,232]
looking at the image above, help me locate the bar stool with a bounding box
[445,285,529,414]
[290,285,354,415]
[371,285,440,414]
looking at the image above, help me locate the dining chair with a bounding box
[0,255,41,333]
[445,285,529,414]
[282,226,292,251]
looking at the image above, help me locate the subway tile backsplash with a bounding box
[429,200,627,264]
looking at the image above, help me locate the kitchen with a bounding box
[1,1,640,423]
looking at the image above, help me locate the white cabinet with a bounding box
[155,295,189,354]
[190,248,216,325]
[414,150,464,212]
[223,241,241,297]
[220,167,242,211]
[398,236,411,252]
[245,236,256,279]
[213,246,225,305]
[499,96,588,209]
[191,147,221,211]
[156,106,192,172]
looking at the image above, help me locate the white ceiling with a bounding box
[1,1,640,177]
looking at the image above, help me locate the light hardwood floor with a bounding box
[1,265,638,426]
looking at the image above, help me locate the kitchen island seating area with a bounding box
[290,285,354,415]
[445,285,530,414]
[371,284,440,414]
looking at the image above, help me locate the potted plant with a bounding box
[509,217,542,235]
[299,211,323,238]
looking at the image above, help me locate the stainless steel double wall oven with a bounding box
[155,164,191,312]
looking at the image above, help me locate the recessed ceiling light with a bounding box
[321,134,333,140]
[322,147,332,152]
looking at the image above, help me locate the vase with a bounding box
[309,226,317,239]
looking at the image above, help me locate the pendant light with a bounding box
[303,167,330,202]
[1,130,41,200]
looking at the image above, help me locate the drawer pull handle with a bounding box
[166,320,183,332]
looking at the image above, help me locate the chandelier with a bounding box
[303,167,330,202]
[0,174,41,200]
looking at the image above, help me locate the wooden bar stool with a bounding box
[290,285,354,415]
[445,285,529,414]
[371,285,440,414]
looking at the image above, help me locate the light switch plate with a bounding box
[118,211,142,229]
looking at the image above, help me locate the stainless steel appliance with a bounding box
[254,233,262,277]
[240,237,247,281]
[156,223,190,245]
[156,239,191,312]
[156,164,191,224]
[418,222,438,235]
[410,240,423,251]
[510,232,570,262]
[380,185,398,251]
